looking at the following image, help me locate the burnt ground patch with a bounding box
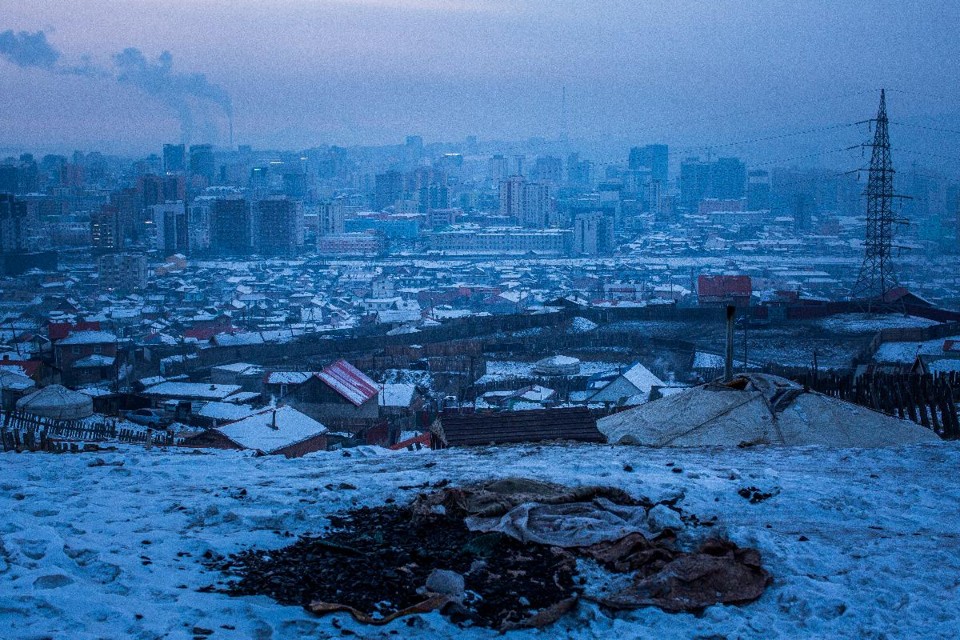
[206,503,577,630]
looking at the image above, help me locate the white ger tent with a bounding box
[598,374,939,448]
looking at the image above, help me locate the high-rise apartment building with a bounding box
[628,144,669,184]
[209,196,252,255]
[255,197,303,256]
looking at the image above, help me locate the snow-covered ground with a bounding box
[813,313,941,335]
[874,335,960,364]
[477,360,620,384]
[2,442,959,639]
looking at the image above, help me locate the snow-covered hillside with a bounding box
[2,442,959,639]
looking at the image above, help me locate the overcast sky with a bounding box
[2,0,959,158]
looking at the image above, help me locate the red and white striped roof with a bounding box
[317,359,378,406]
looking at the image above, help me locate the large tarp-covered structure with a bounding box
[598,374,939,448]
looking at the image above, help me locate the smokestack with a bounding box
[229,114,234,149]
[725,305,735,382]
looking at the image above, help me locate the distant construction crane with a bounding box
[851,89,906,302]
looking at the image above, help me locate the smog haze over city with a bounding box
[2,2,960,639]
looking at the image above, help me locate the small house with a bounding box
[182,406,328,458]
[589,362,665,406]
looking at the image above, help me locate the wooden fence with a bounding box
[0,411,184,452]
[784,371,960,440]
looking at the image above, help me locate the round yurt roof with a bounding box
[0,370,36,392]
[534,355,581,376]
[16,384,94,420]
[598,374,939,448]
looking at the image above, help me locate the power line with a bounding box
[674,122,861,154]
[890,121,960,137]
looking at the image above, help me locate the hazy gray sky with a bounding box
[2,0,959,156]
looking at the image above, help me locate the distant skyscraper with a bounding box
[0,194,29,252]
[499,175,526,221]
[255,197,303,256]
[532,156,563,184]
[210,197,252,255]
[163,144,186,173]
[90,205,122,255]
[710,157,746,200]
[318,199,346,236]
[567,153,592,189]
[488,155,508,185]
[679,158,711,210]
[0,165,19,194]
[189,144,216,184]
[747,170,771,211]
[375,171,403,210]
[628,144,668,183]
[521,182,554,228]
[151,202,189,256]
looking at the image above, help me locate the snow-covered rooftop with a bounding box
[217,406,327,453]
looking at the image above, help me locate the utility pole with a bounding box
[852,89,907,304]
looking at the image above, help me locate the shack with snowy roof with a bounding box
[589,362,665,406]
[286,359,380,431]
[182,406,328,458]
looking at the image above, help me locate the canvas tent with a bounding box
[598,374,939,448]
[16,384,94,420]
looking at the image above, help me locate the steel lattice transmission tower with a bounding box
[852,89,904,301]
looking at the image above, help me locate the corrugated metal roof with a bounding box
[437,407,604,447]
[697,275,752,298]
[317,359,378,407]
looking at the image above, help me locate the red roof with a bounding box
[317,359,378,407]
[48,321,101,342]
[389,432,431,451]
[697,275,752,298]
[0,358,42,378]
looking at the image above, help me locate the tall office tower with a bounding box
[138,175,164,210]
[628,144,669,183]
[405,135,424,166]
[522,182,554,228]
[150,202,189,256]
[573,211,615,255]
[109,189,138,244]
[90,205,122,254]
[679,158,712,210]
[488,155,509,185]
[567,153,592,189]
[0,194,29,252]
[532,156,564,184]
[0,165,19,194]
[282,173,307,199]
[209,196,252,255]
[188,197,214,251]
[255,197,304,256]
[318,199,346,236]
[374,170,403,210]
[162,174,186,202]
[163,144,186,173]
[747,169,771,211]
[499,175,527,221]
[710,157,746,200]
[189,144,216,184]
